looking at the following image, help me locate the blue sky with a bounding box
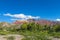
[0,0,60,23]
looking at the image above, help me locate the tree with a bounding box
[21,23,28,30]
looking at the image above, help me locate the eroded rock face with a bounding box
[13,19,59,26]
[13,20,28,24]
[0,19,60,27]
[0,22,11,27]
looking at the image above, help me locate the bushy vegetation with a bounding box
[0,22,60,40]
[7,36,15,40]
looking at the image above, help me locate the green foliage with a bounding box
[53,25,60,32]
[21,22,45,31]
[21,23,28,30]
[27,22,36,31]
[0,31,9,35]
[7,36,15,40]
[0,22,60,40]
[51,32,60,38]
[22,31,51,40]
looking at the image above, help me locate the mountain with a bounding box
[0,22,11,27]
[13,20,28,24]
[13,19,58,26]
[0,19,60,27]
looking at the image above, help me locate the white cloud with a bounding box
[4,13,26,18]
[56,19,60,21]
[4,13,12,16]
[4,13,40,20]
[27,15,40,19]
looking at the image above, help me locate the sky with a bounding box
[0,0,60,23]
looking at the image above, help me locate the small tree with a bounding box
[21,23,28,30]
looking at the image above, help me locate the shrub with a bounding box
[7,36,15,40]
[53,25,60,32]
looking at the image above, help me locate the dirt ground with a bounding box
[0,35,60,40]
[0,34,24,40]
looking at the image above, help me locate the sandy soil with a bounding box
[0,34,24,40]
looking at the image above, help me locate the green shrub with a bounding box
[53,25,60,32]
[7,36,15,40]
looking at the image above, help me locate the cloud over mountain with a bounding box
[56,19,60,21]
[4,13,40,20]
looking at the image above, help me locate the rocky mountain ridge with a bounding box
[0,19,60,27]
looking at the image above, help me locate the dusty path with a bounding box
[52,38,60,40]
[0,34,24,40]
[0,35,6,40]
[0,35,60,40]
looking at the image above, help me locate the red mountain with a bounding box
[13,19,57,26]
